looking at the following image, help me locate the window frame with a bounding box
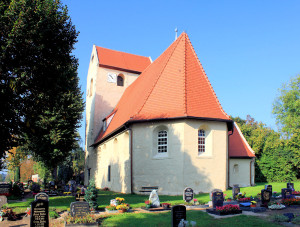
[158,130,168,154]
[117,74,124,86]
[198,129,205,154]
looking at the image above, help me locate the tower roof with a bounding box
[96,46,151,73]
[94,33,231,144]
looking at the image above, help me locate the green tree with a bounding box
[273,75,300,139]
[84,179,98,210]
[0,0,84,170]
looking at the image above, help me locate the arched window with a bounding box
[117,74,124,86]
[233,164,239,173]
[158,130,168,153]
[198,129,205,154]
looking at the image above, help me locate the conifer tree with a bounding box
[84,179,98,210]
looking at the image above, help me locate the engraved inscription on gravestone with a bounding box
[172,205,186,227]
[287,183,294,190]
[265,185,272,194]
[212,191,224,209]
[35,193,49,201]
[30,199,49,227]
[0,183,11,195]
[0,196,7,208]
[70,202,90,217]
[232,185,240,199]
[183,188,194,202]
[282,188,293,199]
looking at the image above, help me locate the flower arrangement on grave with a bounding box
[238,197,251,202]
[64,213,98,225]
[161,203,171,208]
[292,191,300,195]
[105,204,117,211]
[215,204,240,214]
[102,187,110,191]
[63,191,72,195]
[116,203,130,211]
[145,200,151,208]
[268,202,286,210]
[235,192,246,200]
[193,198,199,205]
[281,198,300,206]
[115,197,125,204]
[226,197,233,201]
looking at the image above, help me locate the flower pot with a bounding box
[118,209,127,213]
[250,205,256,208]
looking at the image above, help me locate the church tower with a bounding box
[85,45,151,184]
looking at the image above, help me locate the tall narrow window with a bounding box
[108,165,111,182]
[198,129,205,153]
[117,75,124,86]
[89,79,93,97]
[158,130,167,153]
[88,168,91,182]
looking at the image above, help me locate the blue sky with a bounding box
[62,0,300,147]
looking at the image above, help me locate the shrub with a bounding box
[272,214,289,222]
[49,210,59,219]
[292,216,300,224]
[84,179,98,210]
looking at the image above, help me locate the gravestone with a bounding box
[282,188,293,199]
[149,190,160,207]
[76,193,86,201]
[261,189,271,207]
[183,187,194,202]
[0,196,7,208]
[172,205,186,227]
[0,183,11,195]
[35,192,49,201]
[209,189,222,201]
[232,184,240,199]
[287,183,294,190]
[212,191,224,209]
[30,199,49,227]
[265,185,272,194]
[70,202,89,217]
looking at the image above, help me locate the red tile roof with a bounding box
[94,33,231,144]
[96,46,151,73]
[229,123,256,158]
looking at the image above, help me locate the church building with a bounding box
[85,33,255,195]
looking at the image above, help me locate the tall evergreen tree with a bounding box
[0,0,84,170]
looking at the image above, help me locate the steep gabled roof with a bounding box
[94,32,231,145]
[229,123,256,158]
[96,46,151,73]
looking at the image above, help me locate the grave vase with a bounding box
[118,209,127,213]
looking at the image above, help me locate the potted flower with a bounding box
[161,203,171,209]
[250,201,256,207]
[193,198,198,205]
[115,197,125,205]
[116,203,130,213]
[145,200,151,209]
[227,197,232,202]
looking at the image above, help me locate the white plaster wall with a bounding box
[132,119,228,195]
[93,131,131,193]
[229,158,253,187]
[84,45,140,185]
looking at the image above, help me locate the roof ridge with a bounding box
[185,35,230,119]
[183,34,188,116]
[133,34,184,118]
[96,46,150,58]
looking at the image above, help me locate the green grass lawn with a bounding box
[7,181,299,226]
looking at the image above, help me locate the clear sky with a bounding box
[62,0,300,147]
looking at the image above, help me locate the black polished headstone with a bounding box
[287,183,294,190]
[212,191,224,209]
[282,188,293,199]
[232,185,240,199]
[183,187,194,202]
[75,193,86,202]
[35,192,49,201]
[261,189,271,207]
[70,202,89,217]
[30,199,49,227]
[0,183,11,195]
[265,185,272,194]
[172,205,186,227]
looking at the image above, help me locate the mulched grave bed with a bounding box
[206,209,242,216]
